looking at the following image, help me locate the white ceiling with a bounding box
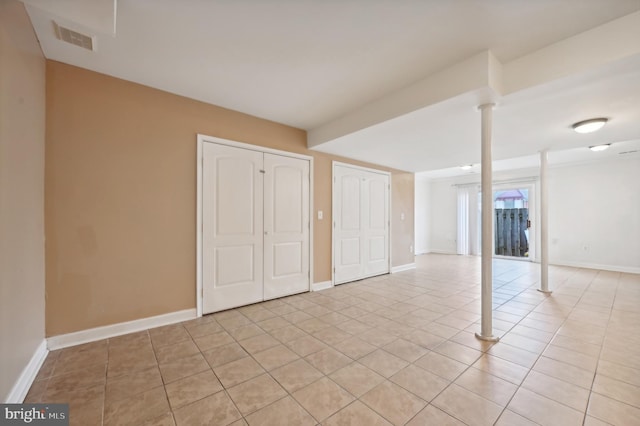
[24,0,640,174]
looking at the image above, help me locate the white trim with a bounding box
[550,260,640,275]
[332,162,392,286]
[5,340,48,403]
[428,249,458,255]
[196,134,314,317]
[311,281,333,292]
[47,309,196,350]
[391,263,416,273]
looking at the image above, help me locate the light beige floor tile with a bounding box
[282,310,314,323]
[143,412,176,426]
[583,415,613,426]
[45,364,106,398]
[403,329,447,350]
[488,342,539,368]
[592,374,640,408]
[256,316,291,332]
[335,319,372,334]
[334,337,376,359]
[450,331,497,352]
[361,381,426,426]
[434,341,483,365]
[432,384,502,426]
[155,340,200,365]
[227,373,288,415]
[522,370,590,411]
[173,390,242,426]
[227,324,265,341]
[184,321,223,338]
[589,389,640,425]
[322,401,392,426]
[292,377,355,422]
[473,354,530,385]
[164,370,222,409]
[158,353,210,384]
[214,356,265,388]
[507,387,584,426]
[104,386,170,426]
[454,366,518,406]
[312,326,352,346]
[149,325,191,349]
[330,362,385,397]
[597,359,640,387]
[270,359,324,393]
[239,334,280,355]
[390,364,449,402]
[415,352,467,381]
[495,409,539,426]
[532,356,594,389]
[286,335,328,357]
[382,339,428,362]
[358,329,397,347]
[405,404,466,426]
[106,365,163,403]
[500,332,548,354]
[269,325,307,343]
[253,344,300,371]
[551,334,602,357]
[543,344,598,372]
[202,342,248,368]
[245,396,315,426]
[305,347,352,374]
[192,330,235,352]
[359,349,409,378]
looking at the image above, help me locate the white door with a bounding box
[334,164,390,284]
[263,154,310,299]
[202,143,264,313]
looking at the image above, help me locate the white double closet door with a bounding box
[333,164,390,285]
[202,142,310,314]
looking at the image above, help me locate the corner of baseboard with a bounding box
[391,263,416,273]
[311,281,333,292]
[5,339,48,403]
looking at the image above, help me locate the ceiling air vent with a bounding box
[54,22,95,51]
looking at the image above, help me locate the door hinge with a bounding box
[259,170,266,174]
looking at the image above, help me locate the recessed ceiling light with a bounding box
[460,164,473,170]
[572,118,608,134]
[589,144,611,152]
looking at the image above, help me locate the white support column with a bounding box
[538,150,552,294]
[476,103,499,342]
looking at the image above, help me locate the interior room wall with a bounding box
[46,61,415,336]
[414,179,430,254]
[0,0,46,401]
[418,157,640,272]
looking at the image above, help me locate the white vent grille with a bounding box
[54,22,95,51]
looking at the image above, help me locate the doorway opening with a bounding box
[494,188,530,258]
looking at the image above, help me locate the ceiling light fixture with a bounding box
[460,164,473,170]
[589,144,611,152]
[572,118,608,134]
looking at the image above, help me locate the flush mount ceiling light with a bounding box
[589,144,611,152]
[460,164,473,170]
[572,118,608,134]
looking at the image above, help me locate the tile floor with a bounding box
[26,254,640,425]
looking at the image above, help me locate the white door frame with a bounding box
[492,181,537,262]
[331,161,391,286]
[197,134,314,317]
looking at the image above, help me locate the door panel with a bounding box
[203,143,263,313]
[364,173,390,276]
[334,165,390,284]
[263,153,310,300]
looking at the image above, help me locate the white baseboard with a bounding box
[391,263,416,273]
[5,339,48,403]
[47,308,197,350]
[426,249,457,255]
[311,281,333,292]
[551,260,640,275]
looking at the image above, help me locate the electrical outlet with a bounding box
[317,210,323,220]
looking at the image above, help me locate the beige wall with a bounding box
[0,1,46,401]
[46,61,414,336]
